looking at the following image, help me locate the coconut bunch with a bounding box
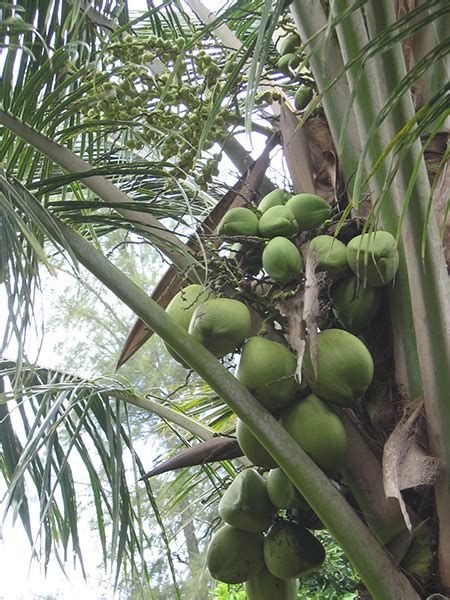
[160,189,401,590]
[206,468,325,598]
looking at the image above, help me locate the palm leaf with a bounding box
[117,132,278,367]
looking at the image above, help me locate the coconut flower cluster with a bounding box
[161,188,399,595]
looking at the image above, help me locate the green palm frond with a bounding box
[0,359,216,590]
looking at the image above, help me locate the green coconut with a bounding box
[188,298,251,358]
[331,275,381,333]
[206,524,265,584]
[264,520,325,579]
[219,469,274,532]
[302,329,374,408]
[346,231,399,287]
[286,194,332,231]
[277,53,300,75]
[294,86,313,111]
[218,207,259,237]
[259,189,290,214]
[237,337,298,411]
[262,237,303,283]
[258,205,299,238]
[280,394,348,476]
[166,284,213,329]
[165,284,215,365]
[308,235,349,280]
[245,568,298,600]
[236,418,277,469]
[279,33,301,56]
[266,468,308,510]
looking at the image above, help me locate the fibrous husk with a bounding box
[308,235,349,280]
[280,394,348,476]
[206,524,265,584]
[286,194,332,231]
[258,205,299,238]
[219,469,274,532]
[302,329,374,408]
[330,275,381,334]
[346,231,399,287]
[383,400,440,532]
[237,337,298,411]
[218,207,259,237]
[264,520,325,579]
[245,567,298,600]
[262,236,304,283]
[189,298,251,358]
[236,418,277,469]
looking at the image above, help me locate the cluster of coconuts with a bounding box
[162,188,399,593]
[275,31,313,111]
[206,468,326,599]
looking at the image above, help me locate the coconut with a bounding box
[164,284,215,365]
[279,33,301,56]
[166,284,214,329]
[331,275,381,333]
[218,207,259,237]
[264,520,325,579]
[188,298,251,358]
[236,418,277,469]
[294,86,313,111]
[280,394,348,476]
[258,189,290,214]
[245,568,298,600]
[262,237,303,283]
[206,524,265,584]
[302,329,374,408]
[237,337,297,411]
[308,235,349,280]
[277,53,300,75]
[346,231,399,287]
[259,205,299,238]
[266,468,308,510]
[286,194,332,231]
[219,469,274,532]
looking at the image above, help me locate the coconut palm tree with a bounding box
[0,1,448,598]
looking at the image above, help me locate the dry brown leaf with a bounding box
[383,400,440,531]
[304,117,340,205]
[279,101,316,194]
[139,436,243,479]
